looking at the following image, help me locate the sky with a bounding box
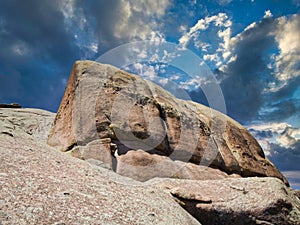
[0,0,299,188]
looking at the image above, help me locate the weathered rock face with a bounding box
[152,177,300,225]
[48,60,288,185]
[116,149,231,182]
[0,108,55,141]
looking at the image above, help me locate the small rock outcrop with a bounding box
[48,60,288,185]
[0,103,22,108]
[0,107,55,141]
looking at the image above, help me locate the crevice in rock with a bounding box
[65,142,78,152]
[170,194,254,225]
[1,131,14,137]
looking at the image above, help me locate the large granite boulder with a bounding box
[47,60,288,185]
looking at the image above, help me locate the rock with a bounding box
[293,190,300,199]
[85,158,112,170]
[116,149,231,182]
[47,60,288,185]
[0,108,201,225]
[69,138,113,169]
[1,106,300,225]
[151,177,300,225]
[0,108,55,141]
[0,103,22,108]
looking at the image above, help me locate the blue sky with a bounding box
[0,0,299,188]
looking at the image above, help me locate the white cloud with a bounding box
[203,54,219,62]
[60,0,76,19]
[178,13,233,69]
[216,0,233,6]
[217,27,232,59]
[264,15,300,92]
[130,63,159,81]
[61,0,171,55]
[219,13,299,89]
[263,10,273,19]
[143,66,157,80]
[12,41,30,56]
[248,122,300,150]
[179,25,188,33]
[131,0,171,17]
[179,13,232,48]
[248,122,290,132]
[265,14,300,91]
[179,75,211,90]
[59,0,98,58]
[113,0,171,42]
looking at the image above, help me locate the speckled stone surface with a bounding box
[0,108,200,225]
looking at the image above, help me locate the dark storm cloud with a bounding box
[0,0,78,66]
[80,0,128,50]
[219,17,278,123]
[269,141,300,171]
[248,128,273,138]
[0,0,81,111]
[0,0,172,111]
[261,100,297,121]
[74,0,170,53]
[273,145,300,189]
[260,76,300,122]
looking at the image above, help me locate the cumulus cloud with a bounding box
[179,13,232,49]
[263,10,273,19]
[216,17,277,121]
[248,122,300,175]
[258,15,300,123]
[179,12,295,123]
[206,12,300,123]
[248,122,300,149]
[270,14,300,88]
[74,0,171,52]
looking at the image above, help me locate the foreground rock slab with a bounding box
[0,109,200,225]
[149,177,300,225]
